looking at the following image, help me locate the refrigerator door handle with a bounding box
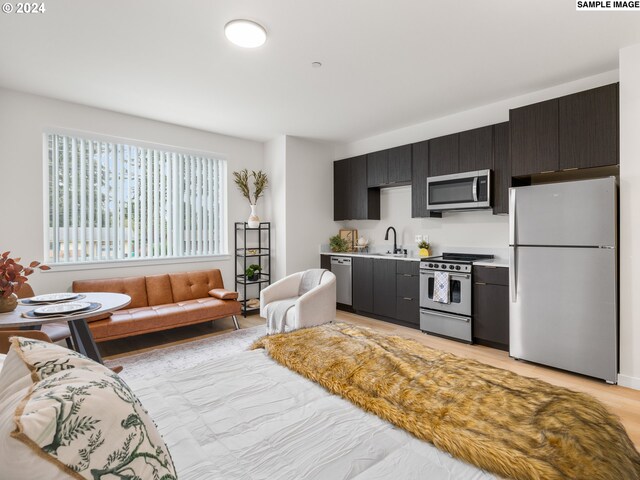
[510,246,517,302]
[509,188,516,245]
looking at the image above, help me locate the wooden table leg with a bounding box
[68,318,103,364]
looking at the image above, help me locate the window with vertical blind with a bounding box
[45,132,227,265]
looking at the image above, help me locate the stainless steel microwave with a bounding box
[426,169,491,211]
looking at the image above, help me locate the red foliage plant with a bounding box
[0,251,50,298]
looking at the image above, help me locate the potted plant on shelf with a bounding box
[245,264,262,281]
[0,251,50,313]
[417,240,431,257]
[233,169,269,228]
[329,235,349,253]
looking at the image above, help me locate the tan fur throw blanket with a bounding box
[252,322,640,480]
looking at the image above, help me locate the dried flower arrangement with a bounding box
[0,251,50,298]
[233,169,269,205]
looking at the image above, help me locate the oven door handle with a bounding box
[472,177,478,202]
[420,271,470,280]
[421,309,470,322]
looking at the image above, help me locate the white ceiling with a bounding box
[1,0,639,143]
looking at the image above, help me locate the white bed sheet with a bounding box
[129,349,496,480]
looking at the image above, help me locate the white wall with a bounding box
[263,135,335,279]
[342,187,508,255]
[0,88,263,294]
[263,135,287,280]
[285,136,335,274]
[619,44,640,390]
[333,69,620,254]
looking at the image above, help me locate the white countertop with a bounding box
[321,252,509,268]
[473,259,509,268]
[321,252,424,262]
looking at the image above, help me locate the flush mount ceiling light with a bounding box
[224,19,267,48]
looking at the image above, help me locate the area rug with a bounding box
[253,322,640,480]
[106,325,265,382]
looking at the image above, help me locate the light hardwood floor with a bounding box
[102,311,640,448]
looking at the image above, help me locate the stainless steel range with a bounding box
[419,252,493,343]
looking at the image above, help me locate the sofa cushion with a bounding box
[0,337,176,480]
[89,298,241,341]
[145,274,174,306]
[73,276,148,309]
[169,270,224,302]
[209,288,239,300]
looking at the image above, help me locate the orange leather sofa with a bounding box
[72,269,241,342]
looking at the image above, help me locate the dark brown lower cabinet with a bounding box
[327,256,420,329]
[473,266,509,351]
[396,261,419,327]
[373,259,396,318]
[353,256,374,313]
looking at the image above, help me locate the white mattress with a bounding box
[129,349,496,480]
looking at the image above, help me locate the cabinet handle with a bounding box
[403,297,413,301]
[540,170,555,174]
[562,168,578,172]
[475,282,487,285]
[403,274,412,277]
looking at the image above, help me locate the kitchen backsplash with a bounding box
[333,186,509,255]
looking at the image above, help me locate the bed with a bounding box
[129,348,496,480]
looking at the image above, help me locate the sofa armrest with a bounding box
[295,273,336,329]
[260,272,304,317]
[208,288,239,300]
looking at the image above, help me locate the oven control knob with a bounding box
[442,265,447,269]
[456,265,461,270]
[449,265,454,270]
[428,263,433,268]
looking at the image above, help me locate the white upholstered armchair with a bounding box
[260,269,336,334]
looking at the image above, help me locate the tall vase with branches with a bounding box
[233,169,269,228]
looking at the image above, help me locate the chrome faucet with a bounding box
[384,226,400,254]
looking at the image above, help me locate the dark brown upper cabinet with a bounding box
[367,145,411,187]
[411,140,441,218]
[388,145,412,184]
[334,155,380,221]
[559,83,619,170]
[333,158,349,220]
[493,122,510,215]
[367,150,388,187]
[429,133,459,176]
[510,98,559,177]
[459,125,493,172]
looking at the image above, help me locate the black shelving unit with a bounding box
[234,222,271,317]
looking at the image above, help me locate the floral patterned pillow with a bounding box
[6,337,177,480]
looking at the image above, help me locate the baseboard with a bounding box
[617,374,640,390]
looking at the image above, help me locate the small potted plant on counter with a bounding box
[417,240,431,257]
[329,235,349,253]
[245,264,262,281]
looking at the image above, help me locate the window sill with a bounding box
[43,254,232,273]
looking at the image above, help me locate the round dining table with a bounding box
[0,292,130,364]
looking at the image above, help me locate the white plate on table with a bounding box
[30,293,79,303]
[33,302,91,316]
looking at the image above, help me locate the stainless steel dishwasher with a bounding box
[330,256,352,306]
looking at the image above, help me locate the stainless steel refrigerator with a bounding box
[509,177,618,383]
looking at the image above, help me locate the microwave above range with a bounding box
[426,169,491,212]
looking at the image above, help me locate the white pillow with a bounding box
[0,337,177,480]
[0,353,5,372]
